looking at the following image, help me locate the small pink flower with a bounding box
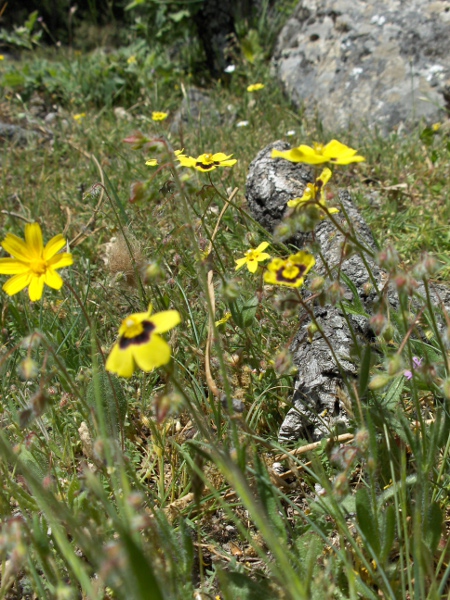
[404,356,422,380]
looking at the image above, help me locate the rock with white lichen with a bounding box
[273,0,450,133]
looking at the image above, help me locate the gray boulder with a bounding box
[273,0,450,133]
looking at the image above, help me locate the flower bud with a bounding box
[354,428,370,453]
[369,374,391,390]
[144,261,164,282]
[442,378,450,399]
[370,313,387,336]
[327,281,345,305]
[310,276,325,292]
[377,246,399,272]
[18,358,39,380]
[382,325,395,342]
[387,354,403,376]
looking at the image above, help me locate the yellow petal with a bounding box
[43,234,66,260]
[105,343,135,378]
[150,310,181,334]
[24,223,44,257]
[271,147,327,165]
[255,242,269,252]
[257,252,271,262]
[48,252,73,270]
[247,260,259,273]
[235,257,247,271]
[132,335,171,371]
[1,233,32,262]
[217,159,237,167]
[0,258,30,274]
[331,154,365,165]
[2,272,32,296]
[28,275,45,301]
[212,153,234,161]
[319,168,332,185]
[44,269,64,290]
[177,155,197,168]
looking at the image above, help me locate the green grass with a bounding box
[0,42,449,600]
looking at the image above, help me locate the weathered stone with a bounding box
[0,122,41,145]
[170,88,222,135]
[273,0,450,133]
[246,141,450,442]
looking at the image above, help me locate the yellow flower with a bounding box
[235,242,271,273]
[178,152,237,172]
[272,139,365,165]
[106,305,181,378]
[127,55,137,65]
[287,168,339,217]
[264,252,315,288]
[145,158,159,166]
[432,122,441,132]
[73,113,86,121]
[0,223,73,301]
[0,55,4,61]
[247,83,265,92]
[215,312,232,327]
[152,111,169,121]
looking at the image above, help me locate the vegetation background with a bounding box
[0,1,449,598]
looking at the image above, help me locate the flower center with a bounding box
[313,143,325,155]
[30,258,47,275]
[246,249,258,260]
[119,318,156,349]
[122,316,145,338]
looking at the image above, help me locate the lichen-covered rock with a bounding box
[246,142,450,443]
[273,0,450,133]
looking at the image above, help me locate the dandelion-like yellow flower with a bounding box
[287,168,339,218]
[235,242,271,273]
[247,83,265,92]
[177,152,237,172]
[152,111,169,121]
[0,223,73,301]
[145,158,159,166]
[0,55,4,61]
[272,139,365,165]
[127,55,137,65]
[73,113,86,121]
[106,305,181,378]
[264,252,315,288]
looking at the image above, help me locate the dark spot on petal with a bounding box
[195,160,220,170]
[119,320,155,349]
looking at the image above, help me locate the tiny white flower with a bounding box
[286,130,296,136]
[236,120,249,127]
[224,64,236,73]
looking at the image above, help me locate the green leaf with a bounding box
[425,502,443,555]
[340,272,368,316]
[381,376,404,410]
[218,570,274,600]
[25,10,38,32]
[380,504,395,563]
[356,487,380,556]
[86,370,127,439]
[2,72,26,87]
[358,345,372,398]
[169,10,190,22]
[229,295,258,329]
[120,531,164,600]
